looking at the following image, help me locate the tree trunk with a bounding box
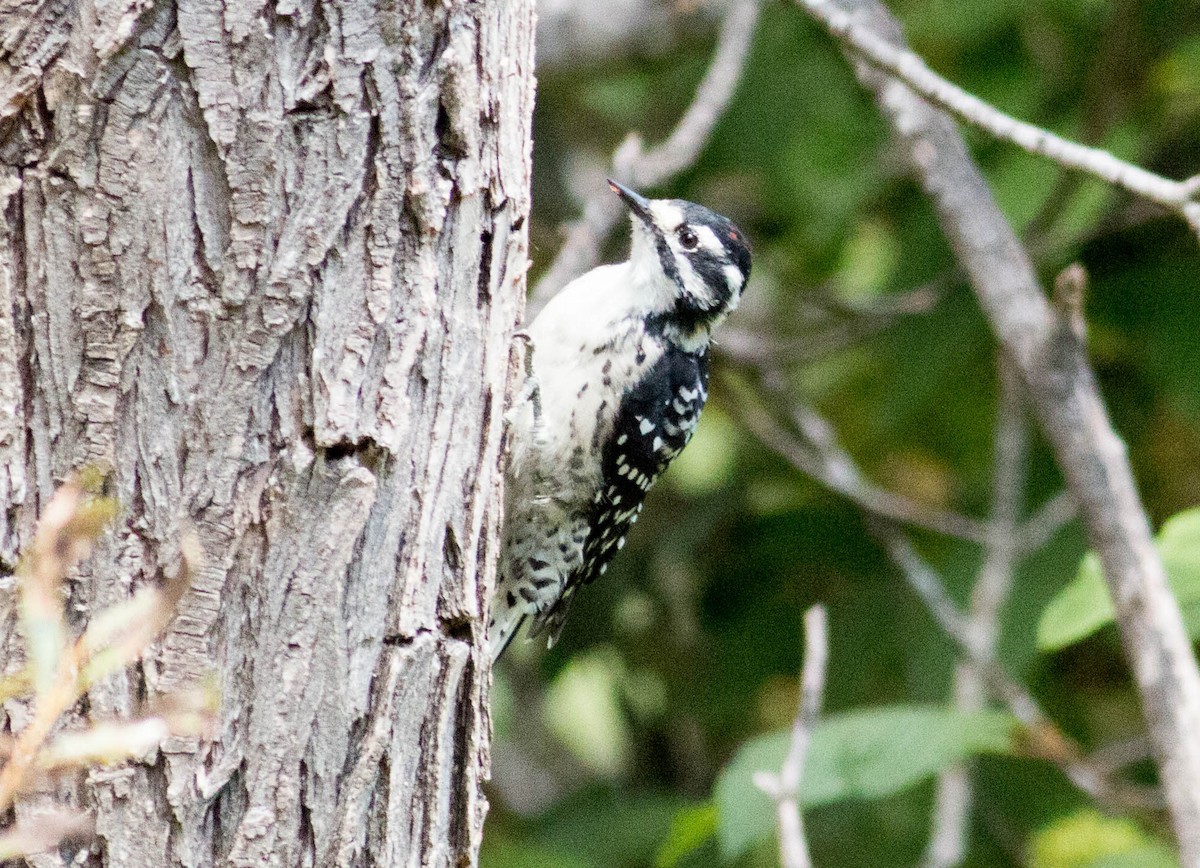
[0,0,534,864]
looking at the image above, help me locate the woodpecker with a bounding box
[490,180,751,659]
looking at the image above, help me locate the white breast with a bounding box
[510,263,666,502]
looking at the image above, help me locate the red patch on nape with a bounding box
[728,231,739,240]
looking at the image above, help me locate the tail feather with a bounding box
[488,602,528,661]
[527,588,576,650]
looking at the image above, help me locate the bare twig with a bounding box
[729,372,1037,718]
[801,1,1200,856]
[923,766,970,868]
[754,605,830,868]
[868,525,1021,705]
[729,366,1076,553]
[794,0,1200,239]
[734,379,1162,812]
[1085,736,1153,777]
[719,274,953,366]
[532,0,761,306]
[727,375,996,545]
[871,522,1163,813]
[924,362,1025,868]
[1020,489,1077,553]
[1053,263,1089,344]
[966,364,1026,669]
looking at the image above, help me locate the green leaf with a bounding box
[713,705,1016,861]
[1038,508,1200,652]
[655,802,717,868]
[1036,551,1111,653]
[1029,810,1178,868]
[1088,849,1179,868]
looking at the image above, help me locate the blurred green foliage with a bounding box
[1028,811,1178,868]
[1039,508,1200,651]
[487,0,1200,865]
[713,707,1016,860]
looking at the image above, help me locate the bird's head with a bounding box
[609,179,752,347]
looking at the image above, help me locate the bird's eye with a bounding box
[677,226,699,250]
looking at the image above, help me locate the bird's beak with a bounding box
[608,179,653,224]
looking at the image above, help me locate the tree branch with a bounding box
[754,605,830,868]
[733,378,1163,812]
[794,0,1200,239]
[1020,489,1077,554]
[728,373,1041,720]
[728,374,996,546]
[872,521,1163,813]
[924,362,1025,868]
[719,273,951,366]
[531,0,761,306]
[799,1,1200,857]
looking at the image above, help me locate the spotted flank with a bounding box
[530,347,709,643]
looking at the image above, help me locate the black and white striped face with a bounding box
[609,180,752,338]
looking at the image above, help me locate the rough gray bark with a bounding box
[0,0,534,865]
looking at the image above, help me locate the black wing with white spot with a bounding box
[530,347,709,643]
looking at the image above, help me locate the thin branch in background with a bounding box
[866,526,992,670]
[719,273,953,366]
[870,522,1163,813]
[1052,262,1090,344]
[922,761,970,868]
[722,309,1077,555]
[793,0,1200,239]
[924,361,1026,868]
[754,605,830,868]
[531,0,761,307]
[725,368,1035,715]
[1020,489,1077,554]
[730,373,1162,812]
[799,0,1200,855]
[727,373,996,545]
[1085,735,1153,778]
